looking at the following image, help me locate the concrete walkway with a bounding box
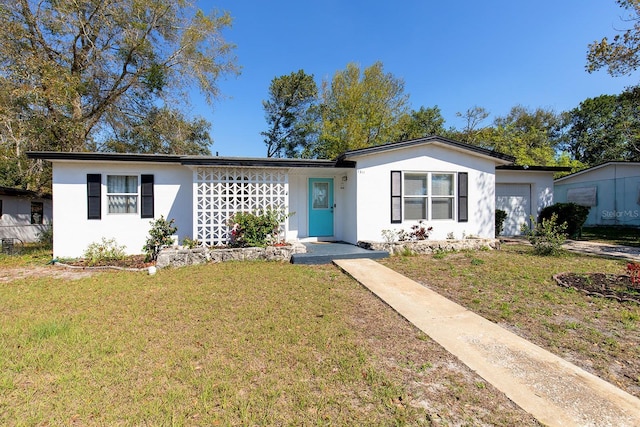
[334,258,640,427]
[563,240,640,262]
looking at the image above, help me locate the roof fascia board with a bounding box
[26,151,182,163]
[497,165,572,172]
[554,161,640,182]
[181,157,355,168]
[26,151,356,169]
[338,136,515,164]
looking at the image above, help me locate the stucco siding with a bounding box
[496,170,555,235]
[52,161,192,258]
[351,144,498,242]
[287,168,354,242]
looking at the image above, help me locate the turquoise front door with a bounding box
[308,178,334,237]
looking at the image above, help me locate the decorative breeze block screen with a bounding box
[195,168,288,246]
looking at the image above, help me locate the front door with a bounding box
[308,178,334,237]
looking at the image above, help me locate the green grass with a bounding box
[0,243,52,267]
[0,261,428,425]
[580,226,640,247]
[382,244,640,399]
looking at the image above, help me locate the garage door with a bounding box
[496,184,531,236]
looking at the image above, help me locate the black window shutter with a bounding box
[87,174,101,220]
[141,174,154,218]
[458,172,468,222]
[391,171,402,223]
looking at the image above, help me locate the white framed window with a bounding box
[403,172,455,221]
[107,175,138,214]
[431,173,454,220]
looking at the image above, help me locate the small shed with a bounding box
[0,186,53,243]
[554,162,640,227]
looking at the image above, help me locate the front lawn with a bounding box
[0,259,537,426]
[382,244,640,399]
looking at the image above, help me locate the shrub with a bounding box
[538,203,589,238]
[143,216,177,261]
[37,224,53,249]
[228,208,289,248]
[381,229,398,243]
[495,209,507,237]
[521,213,567,256]
[397,221,433,241]
[84,237,126,266]
[182,237,201,249]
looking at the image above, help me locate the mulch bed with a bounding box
[60,255,153,270]
[554,272,640,304]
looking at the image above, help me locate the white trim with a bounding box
[554,162,640,183]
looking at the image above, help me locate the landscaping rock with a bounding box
[358,238,500,255]
[156,242,307,269]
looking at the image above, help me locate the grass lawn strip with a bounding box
[0,259,538,426]
[382,244,640,400]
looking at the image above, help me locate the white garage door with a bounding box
[496,184,531,236]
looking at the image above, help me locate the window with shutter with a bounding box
[87,174,102,220]
[391,171,402,223]
[141,174,154,218]
[458,172,468,222]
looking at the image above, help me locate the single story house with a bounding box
[554,162,640,227]
[28,136,559,258]
[0,186,52,243]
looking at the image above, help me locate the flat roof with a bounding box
[26,152,356,168]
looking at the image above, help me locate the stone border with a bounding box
[156,242,307,269]
[358,238,500,255]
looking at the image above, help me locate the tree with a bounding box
[453,106,490,143]
[261,70,318,158]
[587,0,640,77]
[0,0,238,191]
[560,88,640,165]
[488,106,562,166]
[311,62,410,159]
[102,107,212,155]
[397,106,446,140]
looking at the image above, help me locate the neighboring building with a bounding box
[28,136,560,258]
[554,162,640,227]
[0,186,52,243]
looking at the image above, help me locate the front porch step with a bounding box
[290,242,388,265]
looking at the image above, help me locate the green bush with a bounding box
[84,237,126,266]
[182,237,201,249]
[495,209,507,237]
[37,224,53,249]
[521,213,567,256]
[143,216,177,261]
[228,209,289,248]
[538,203,590,238]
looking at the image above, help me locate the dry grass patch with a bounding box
[0,259,539,426]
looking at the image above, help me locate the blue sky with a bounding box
[190,1,639,157]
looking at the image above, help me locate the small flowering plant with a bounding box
[396,220,433,241]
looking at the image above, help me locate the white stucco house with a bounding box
[0,186,52,243]
[554,162,640,227]
[28,136,559,258]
